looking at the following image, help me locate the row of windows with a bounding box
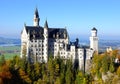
[36,48,42,51]
[36,53,43,55]
[60,52,65,55]
[31,40,43,43]
[31,44,48,48]
[31,44,43,47]
[38,56,44,60]
[36,52,48,56]
[31,48,43,51]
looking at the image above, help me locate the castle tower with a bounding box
[33,8,40,26]
[43,20,48,63]
[90,27,98,52]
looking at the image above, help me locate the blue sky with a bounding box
[0,0,120,40]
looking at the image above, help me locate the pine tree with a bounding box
[0,55,5,66]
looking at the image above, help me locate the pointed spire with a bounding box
[24,22,26,27]
[34,7,40,26]
[35,7,39,18]
[92,27,97,31]
[44,20,48,28]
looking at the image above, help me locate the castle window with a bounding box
[35,40,37,42]
[31,45,33,47]
[35,45,37,47]
[39,44,41,47]
[36,49,38,51]
[36,53,38,55]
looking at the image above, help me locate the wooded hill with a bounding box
[0,50,120,84]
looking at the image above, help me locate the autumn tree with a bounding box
[0,55,5,66]
[0,63,12,84]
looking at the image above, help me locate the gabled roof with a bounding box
[25,26,44,39]
[48,28,67,39]
[23,26,68,39]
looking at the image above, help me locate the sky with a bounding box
[0,0,120,40]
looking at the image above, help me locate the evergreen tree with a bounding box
[0,55,5,66]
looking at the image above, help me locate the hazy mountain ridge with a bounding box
[0,37,20,45]
[0,37,120,51]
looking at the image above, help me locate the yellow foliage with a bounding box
[19,68,32,84]
[117,66,120,77]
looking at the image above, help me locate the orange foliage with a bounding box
[0,64,12,84]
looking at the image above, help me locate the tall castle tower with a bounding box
[43,20,48,63]
[90,27,98,52]
[33,8,40,26]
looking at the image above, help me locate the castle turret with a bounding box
[33,8,40,26]
[90,27,98,52]
[43,20,48,63]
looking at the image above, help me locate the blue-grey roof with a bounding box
[24,26,68,39]
[44,20,48,28]
[35,8,39,18]
[25,26,44,40]
[48,28,67,39]
[92,27,97,31]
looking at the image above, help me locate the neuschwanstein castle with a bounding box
[21,8,98,71]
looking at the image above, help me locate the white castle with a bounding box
[21,8,98,71]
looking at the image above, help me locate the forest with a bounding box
[0,50,120,84]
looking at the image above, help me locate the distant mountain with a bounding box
[79,38,120,52]
[0,36,120,52]
[0,37,20,45]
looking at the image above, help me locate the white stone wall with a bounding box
[77,48,84,70]
[44,28,48,63]
[29,39,44,63]
[21,27,28,58]
[90,37,98,51]
[90,29,98,52]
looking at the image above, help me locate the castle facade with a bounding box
[21,8,98,71]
